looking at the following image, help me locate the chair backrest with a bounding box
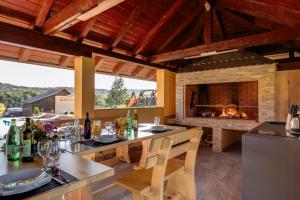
[168,127,203,173]
[144,137,174,199]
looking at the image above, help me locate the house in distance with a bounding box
[22,88,71,116]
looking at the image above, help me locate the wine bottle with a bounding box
[133,109,138,132]
[127,110,133,134]
[22,118,33,162]
[6,119,21,161]
[83,112,91,139]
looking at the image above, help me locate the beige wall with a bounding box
[94,107,164,125]
[55,96,74,114]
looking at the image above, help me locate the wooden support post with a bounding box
[74,56,95,119]
[156,69,176,118]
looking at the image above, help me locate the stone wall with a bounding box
[176,64,277,123]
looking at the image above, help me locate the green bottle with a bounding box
[6,119,21,161]
[127,110,133,135]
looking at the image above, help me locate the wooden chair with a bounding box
[115,127,203,200]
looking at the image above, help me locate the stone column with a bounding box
[156,69,176,118]
[74,56,95,119]
[212,128,222,152]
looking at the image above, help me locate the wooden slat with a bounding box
[43,0,125,35]
[133,0,186,55]
[95,57,104,69]
[145,155,159,169]
[146,70,156,80]
[35,0,53,27]
[110,0,149,49]
[213,8,225,38]
[19,48,30,62]
[59,55,70,67]
[169,142,191,159]
[112,62,126,75]
[180,12,206,49]
[151,27,300,63]
[132,66,144,77]
[219,0,300,27]
[156,8,202,53]
[77,16,98,42]
[204,9,212,44]
[0,22,170,70]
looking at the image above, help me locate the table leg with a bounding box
[63,184,93,200]
[116,144,130,164]
[136,139,150,169]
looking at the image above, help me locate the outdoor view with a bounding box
[0,60,156,138]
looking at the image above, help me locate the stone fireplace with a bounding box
[176,63,277,151]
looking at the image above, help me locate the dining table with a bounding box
[0,123,186,200]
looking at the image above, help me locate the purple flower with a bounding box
[42,122,55,132]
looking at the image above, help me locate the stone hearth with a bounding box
[176,64,277,151]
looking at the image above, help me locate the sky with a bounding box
[0,60,156,90]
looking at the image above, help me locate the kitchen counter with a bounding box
[242,121,300,200]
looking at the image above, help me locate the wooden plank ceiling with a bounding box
[0,0,299,81]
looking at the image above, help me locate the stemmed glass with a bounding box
[105,122,113,135]
[48,141,61,167]
[37,141,51,171]
[154,116,160,126]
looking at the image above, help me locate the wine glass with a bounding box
[48,141,61,167]
[154,116,160,126]
[105,122,113,135]
[37,141,51,171]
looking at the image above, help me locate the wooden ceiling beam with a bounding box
[132,66,144,77]
[146,70,156,80]
[217,7,257,32]
[95,57,104,69]
[156,8,203,53]
[219,0,300,27]
[35,0,53,27]
[113,62,126,75]
[76,16,98,42]
[150,27,300,63]
[0,22,171,70]
[43,0,125,35]
[133,0,186,55]
[204,8,212,44]
[180,12,206,49]
[213,8,225,38]
[110,0,148,49]
[19,48,31,62]
[59,55,70,67]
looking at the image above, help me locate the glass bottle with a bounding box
[22,118,33,162]
[6,119,21,161]
[133,109,138,132]
[127,110,133,135]
[83,112,91,139]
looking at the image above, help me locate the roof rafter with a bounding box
[180,12,206,49]
[113,62,126,75]
[145,70,156,80]
[133,0,186,55]
[150,27,300,63]
[156,8,203,53]
[132,66,144,77]
[59,55,70,67]
[0,22,170,70]
[76,16,98,42]
[213,8,225,38]
[109,0,149,50]
[35,0,53,27]
[219,0,300,27]
[19,48,31,62]
[204,8,212,44]
[43,0,125,35]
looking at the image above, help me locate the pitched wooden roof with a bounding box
[0,0,299,79]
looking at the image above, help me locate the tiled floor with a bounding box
[93,143,242,200]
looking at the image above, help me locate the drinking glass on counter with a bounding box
[37,141,51,171]
[154,116,160,126]
[92,120,102,137]
[48,141,61,167]
[105,122,113,135]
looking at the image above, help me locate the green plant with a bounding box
[105,77,129,107]
[33,106,41,115]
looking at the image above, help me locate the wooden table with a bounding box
[67,123,186,167]
[0,151,114,200]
